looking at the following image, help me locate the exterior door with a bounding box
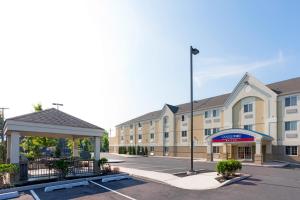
[237,146,252,161]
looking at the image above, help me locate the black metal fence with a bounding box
[22,158,96,181]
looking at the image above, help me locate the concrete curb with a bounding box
[220,174,251,187]
[0,173,128,194]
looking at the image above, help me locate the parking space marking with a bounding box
[90,181,136,200]
[30,190,40,200]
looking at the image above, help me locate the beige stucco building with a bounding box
[110,73,300,164]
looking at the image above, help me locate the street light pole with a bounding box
[189,46,199,174]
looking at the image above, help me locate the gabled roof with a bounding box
[165,104,179,113]
[7,108,104,130]
[117,76,300,127]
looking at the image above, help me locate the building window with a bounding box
[204,111,210,118]
[285,96,297,107]
[130,135,133,140]
[164,132,169,138]
[121,136,124,141]
[285,121,298,131]
[286,146,298,156]
[150,120,153,126]
[138,134,142,140]
[181,131,187,137]
[138,122,142,127]
[213,146,220,153]
[213,128,220,133]
[213,110,220,117]
[164,117,168,124]
[204,129,211,136]
[150,146,155,152]
[244,103,253,113]
[150,133,154,139]
[181,115,185,121]
[130,124,133,129]
[244,124,253,131]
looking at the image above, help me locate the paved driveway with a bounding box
[104,153,300,200]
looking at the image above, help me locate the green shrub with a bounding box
[0,164,18,174]
[53,159,70,179]
[132,146,136,155]
[216,160,242,178]
[141,146,145,155]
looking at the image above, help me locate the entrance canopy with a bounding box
[205,128,273,164]
[4,108,105,163]
[206,128,273,144]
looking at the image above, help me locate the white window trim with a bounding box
[285,96,298,107]
[285,146,298,156]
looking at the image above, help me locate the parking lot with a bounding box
[9,153,300,200]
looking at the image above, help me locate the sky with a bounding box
[1,0,300,136]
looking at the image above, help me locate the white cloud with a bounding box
[194,50,284,88]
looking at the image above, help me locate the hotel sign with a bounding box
[212,133,254,143]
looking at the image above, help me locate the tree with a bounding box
[33,103,43,112]
[20,103,58,159]
[101,132,109,152]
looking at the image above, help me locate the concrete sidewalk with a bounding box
[118,166,249,190]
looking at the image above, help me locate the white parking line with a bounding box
[30,190,40,200]
[90,181,136,200]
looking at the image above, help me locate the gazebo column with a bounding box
[73,138,79,158]
[94,136,101,160]
[255,139,263,165]
[10,132,20,164]
[206,141,213,162]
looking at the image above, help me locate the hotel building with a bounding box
[109,73,300,164]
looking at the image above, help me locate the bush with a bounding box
[98,157,108,170]
[0,164,18,174]
[141,146,145,155]
[132,146,136,155]
[53,159,70,179]
[0,164,19,187]
[216,160,242,179]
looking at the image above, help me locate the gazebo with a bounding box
[3,108,105,164]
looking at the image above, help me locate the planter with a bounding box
[0,172,19,187]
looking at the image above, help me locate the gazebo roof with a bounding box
[7,108,103,130]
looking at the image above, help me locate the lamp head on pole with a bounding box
[191,46,199,55]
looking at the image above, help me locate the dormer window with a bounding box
[138,122,142,127]
[130,124,133,129]
[244,103,253,113]
[150,120,153,126]
[285,96,297,107]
